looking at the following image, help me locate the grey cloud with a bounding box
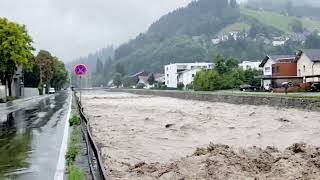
[0,0,191,61]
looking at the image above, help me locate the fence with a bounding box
[75,92,108,180]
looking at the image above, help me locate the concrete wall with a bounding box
[24,88,39,97]
[110,89,320,111]
[0,85,6,102]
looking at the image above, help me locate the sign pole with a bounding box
[80,75,82,103]
[74,64,87,104]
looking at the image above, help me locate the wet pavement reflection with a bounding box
[0,91,70,179]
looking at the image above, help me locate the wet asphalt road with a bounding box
[0,91,71,179]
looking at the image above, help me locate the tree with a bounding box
[290,20,303,33]
[147,73,155,85]
[214,55,228,74]
[50,57,68,90]
[103,57,113,76]
[95,58,103,75]
[285,0,293,15]
[244,69,263,87]
[24,64,40,88]
[194,69,223,91]
[113,73,122,88]
[36,50,54,94]
[114,62,126,76]
[305,33,320,49]
[0,18,35,96]
[230,0,237,8]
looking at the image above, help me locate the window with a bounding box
[167,74,169,77]
[265,67,271,72]
[303,65,306,72]
[192,74,195,77]
[276,66,280,73]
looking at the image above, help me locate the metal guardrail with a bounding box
[74,92,108,180]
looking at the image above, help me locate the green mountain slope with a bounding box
[74,0,320,81]
[240,8,320,33]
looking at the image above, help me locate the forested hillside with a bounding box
[68,0,320,86]
[112,0,312,74]
[247,0,320,19]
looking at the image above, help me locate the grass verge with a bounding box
[66,98,84,180]
[68,164,84,180]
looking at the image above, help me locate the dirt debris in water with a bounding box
[130,143,320,180]
[81,91,320,180]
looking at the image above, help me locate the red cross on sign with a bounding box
[74,64,88,76]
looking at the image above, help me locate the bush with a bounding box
[177,82,185,90]
[69,115,80,126]
[194,70,223,91]
[160,84,167,90]
[66,128,79,164]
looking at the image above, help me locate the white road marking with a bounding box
[54,92,72,180]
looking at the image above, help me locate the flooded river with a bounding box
[81,91,320,179]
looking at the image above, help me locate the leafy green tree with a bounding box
[0,18,35,96]
[113,73,122,88]
[50,57,68,90]
[214,55,228,74]
[147,73,155,85]
[244,69,263,87]
[24,64,40,88]
[36,50,54,93]
[194,70,223,91]
[290,19,303,33]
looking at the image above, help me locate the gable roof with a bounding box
[297,49,320,62]
[259,55,295,67]
[130,70,149,78]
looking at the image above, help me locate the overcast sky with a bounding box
[0,0,193,62]
[0,0,248,62]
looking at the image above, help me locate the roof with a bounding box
[130,71,149,78]
[259,55,296,67]
[299,49,320,62]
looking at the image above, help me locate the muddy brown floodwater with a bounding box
[81,91,320,180]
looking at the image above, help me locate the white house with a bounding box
[259,55,296,90]
[272,40,285,46]
[165,62,214,88]
[239,61,262,70]
[211,38,220,45]
[295,49,320,82]
[178,68,202,88]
